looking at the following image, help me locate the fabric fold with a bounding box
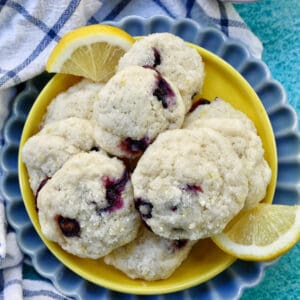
[0,0,102,90]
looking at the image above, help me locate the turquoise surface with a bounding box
[235,1,300,299]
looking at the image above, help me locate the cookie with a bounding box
[132,128,248,240]
[185,97,256,132]
[37,152,141,259]
[184,104,272,209]
[22,134,80,194]
[118,33,205,111]
[104,225,196,280]
[42,79,104,125]
[39,117,96,151]
[93,66,185,158]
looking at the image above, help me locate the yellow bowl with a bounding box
[18,44,277,295]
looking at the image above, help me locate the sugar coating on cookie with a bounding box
[132,128,248,240]
[184,118,272,209]
[37,152,141,259]
[42,79,104,125]
[39,117,96,151]
[104,225,196,280]
[22,135,80,194]
[118,33,205,111]
[185,98,256,132]
[93,66,185,158]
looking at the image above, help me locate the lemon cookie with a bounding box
[118,33,204,111]
[184,106,271,209]
[37,152,140,258]
[22,135,80,194]
[104,225,195,280]
[132,128,248,240]
[93,66,185,158]
[42,79,104,125]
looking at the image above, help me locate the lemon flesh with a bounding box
[211,204,300,261]
[46,25,135,82]
[59,42,126,82]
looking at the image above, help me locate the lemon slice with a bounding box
[211,204,300,261]
[46,24,135,82]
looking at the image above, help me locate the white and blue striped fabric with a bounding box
[0,0,262,299]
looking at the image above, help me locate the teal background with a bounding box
[235,1,300,299]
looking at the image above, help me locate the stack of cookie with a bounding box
[22,33,271,281]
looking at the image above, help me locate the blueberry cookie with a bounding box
[42,79,104,125]
[93,66,185,158]
[132,128,248,240]
[104,225,196,280]
[39,117,96,151]
[37,152,141,259]
[184,118,272,209]
[118,33,205,111]
[22,135,80,194]
[185,97,256,132]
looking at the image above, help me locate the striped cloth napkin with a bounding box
[0,0,262,299]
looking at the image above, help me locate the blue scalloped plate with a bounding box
[1,16,300,300]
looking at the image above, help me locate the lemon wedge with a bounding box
[211,204,300,261]
[46,24,135,82]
